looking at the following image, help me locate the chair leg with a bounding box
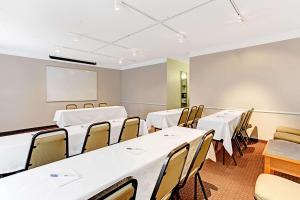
[194,174,198,200]
[197,173,208,200]
[232,153,237,166]
[233,137,243,157]
[222,145,225,165]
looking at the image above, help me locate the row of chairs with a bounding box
[177,105,204,128]
[66,102,108,110]
[90,129,215,200]
[217,108,254,165]
[25,117,140,170]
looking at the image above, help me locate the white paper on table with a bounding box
[48,168,81,187]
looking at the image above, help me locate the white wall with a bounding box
[121,63,167,118]
[0,54,121,132]
[190,38,300,140]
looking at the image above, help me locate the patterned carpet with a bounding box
[179,141,266,200]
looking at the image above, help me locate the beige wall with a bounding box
[167,58,189,109]
[0,54,121,132]
[190,38,300,140]
[121,63,167,118]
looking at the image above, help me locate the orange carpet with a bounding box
[180,141,265,200]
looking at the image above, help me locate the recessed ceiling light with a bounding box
[54,48,60,54]
[73,37,79,42]
[177,32,187,43]
[119,58,123,64]
[114,0,121,11]
[131,48,137,56]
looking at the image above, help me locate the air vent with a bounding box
[49,55,97,65]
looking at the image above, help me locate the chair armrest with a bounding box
[276,126,300,136]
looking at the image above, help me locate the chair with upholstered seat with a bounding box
[81,122,111,154]
[186,106,198,128]
[84,103,94,108]
[274,126,300,144]
[66,104,77,110]
[99,102,108,107]
[254,174,300,200]
[177,108,189,127]
[151,143,190,200]
[89,176,138,200]
[118,117,140,143]
[193,105,204,127]
[25,128,69,170]
[178,130,214,200]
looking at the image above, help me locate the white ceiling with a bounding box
[0,0,300,69]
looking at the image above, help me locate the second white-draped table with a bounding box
[0,126,215,200]
[54,106,128,128]
[0,118,148,174]
[146,108,183,129]
[197,110,244,155]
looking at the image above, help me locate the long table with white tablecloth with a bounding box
[54,106,128,127]
[197,110,244,155]
[146,108,183,129]
[0,126,215,200]
[0,118,148,174]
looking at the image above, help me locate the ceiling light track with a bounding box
[229,0,244,22]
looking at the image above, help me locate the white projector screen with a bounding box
[46,66,97,102]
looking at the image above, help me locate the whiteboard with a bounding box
[46,66,97,102]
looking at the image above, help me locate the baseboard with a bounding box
[0,125,58,137]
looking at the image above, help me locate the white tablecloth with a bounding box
[197,110,244,155]
[54,106,128,127]
[0,118,148,174]
[146,108,183,129]
[0,127,215,200]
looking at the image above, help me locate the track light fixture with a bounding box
[177,32,187,43]
[229,0,245,23]
[114,0,122,11]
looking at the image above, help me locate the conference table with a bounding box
[0,126,215,200]
[146,108,183,129]
[54,106,128,127]
[0,118,148,175]
[197,110,244,155]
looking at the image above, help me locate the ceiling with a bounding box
[0,0,300,69]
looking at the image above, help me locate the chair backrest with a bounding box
[89,176,138,200]
[243,108,254,130]
[194,105,204,122]
[118,117,140,143]
[84,103,94,108]
[186,106,198,126]
[25,128,68,170]
[66,104,77,110]
[99,102,108,107]
[82,122,111,154]
[233,113,246,138]
[180,130,214,187]
[151,143,190,200]
[177,108,189,127]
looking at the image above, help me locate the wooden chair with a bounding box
[66,104,77,110]
[177,108,189,127]
[178,130,215,200]
[25,128,69,170]
[240,108,254,143]
[118,117,140,143]
[99,102,108,107]
[151,143,190,200]
[81,122,111,154]
[84,103,94,108]
[193,105,204,127]
[186,106,198,128]
[89,176,138,200]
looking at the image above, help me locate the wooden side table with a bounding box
[263,140,300,178]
